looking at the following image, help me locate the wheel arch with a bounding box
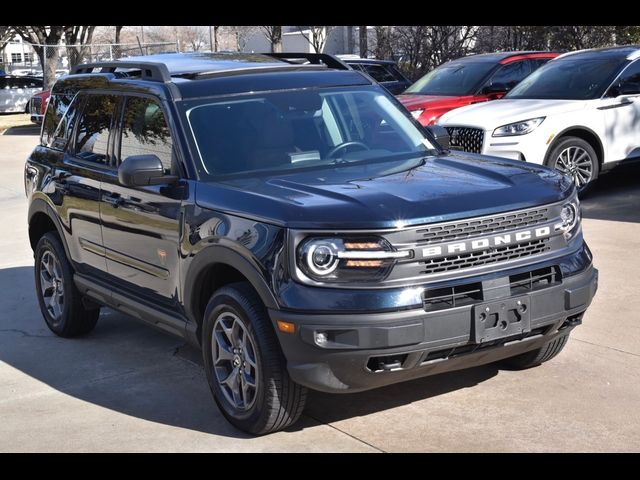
[546,126,605,168]
[28,199,72,260]
[184,245,279,345]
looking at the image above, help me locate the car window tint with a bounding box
[488,61,531,88]
[120,97,174,174]
[617,60,640,90]
[362,64,396,83]
[529,58,552,71]
[42,93,78,149]
[74,94,118,166]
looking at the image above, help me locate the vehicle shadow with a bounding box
[581,162,640,223]
[0,265,499,438]
[1,125,40,136]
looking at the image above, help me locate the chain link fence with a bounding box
[1,42,178,88]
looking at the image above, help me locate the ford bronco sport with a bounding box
[25,52,598,435]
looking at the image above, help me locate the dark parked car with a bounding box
[25,52,597,435]
[342,57,412,94]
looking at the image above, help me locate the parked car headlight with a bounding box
[297,237,411,283]
[492,117,545,137]
[411,109,424,119]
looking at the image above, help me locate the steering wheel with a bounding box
[326,141,370,159]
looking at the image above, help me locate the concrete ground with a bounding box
[1,129,639,452]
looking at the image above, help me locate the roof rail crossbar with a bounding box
[70,61,172,83]
[264,52,351,71]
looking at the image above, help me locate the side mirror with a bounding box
[482,82,509,95]
[426,124,450,151]
[118,155,178,187]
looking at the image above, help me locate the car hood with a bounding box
[398,94,472,110]
[195,154,573,230]
[438,98,588,128]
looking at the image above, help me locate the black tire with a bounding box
[34,232,100,337]
[202,282,307,435]
[500,334,569,370]
[545,136,599,197]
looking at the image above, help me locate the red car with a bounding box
[29,89,51,124]
[398,51,559,126]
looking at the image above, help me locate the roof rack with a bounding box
[70,61,172,83]
[264,52,351,71]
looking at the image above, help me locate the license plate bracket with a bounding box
[473,296,531,344]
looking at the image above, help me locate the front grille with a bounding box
[445,126,484,153]
[415,207,549,246]
[30,97,42,115]
[421,238,551,275]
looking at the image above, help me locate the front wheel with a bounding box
[202,282,307,435]
[545,136,599,197]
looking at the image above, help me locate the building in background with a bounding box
[0,35,40,74]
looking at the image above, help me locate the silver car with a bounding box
[0,76,43,113]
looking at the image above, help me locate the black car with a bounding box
[25,52,597,435]
[343,57,412,94]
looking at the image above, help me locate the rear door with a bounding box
[56,93,120,278]
[99,94,184,310]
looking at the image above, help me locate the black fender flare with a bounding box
[27,197,73,261]
[183,242,280,324]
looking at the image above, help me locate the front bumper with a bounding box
[482,128,551,164]
[270,263,597,393]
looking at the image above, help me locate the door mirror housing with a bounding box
[482,82,509,95]
[118,155,178,187]
[426,124,450,151]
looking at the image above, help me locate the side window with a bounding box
[530,58,551,71]
[487,61,531,89]
[120,96,174,174]
[23,77,42,89]
[617,60,640,93]
[362,64,397,83]
[74,94,118,166]
[42,93,78,149]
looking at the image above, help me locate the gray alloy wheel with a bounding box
[211,311,259,411]
[39,250,65,321]
[553,145,594,189]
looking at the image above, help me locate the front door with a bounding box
[99,95,185,310]
[601,59,640,162]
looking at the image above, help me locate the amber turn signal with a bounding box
[277,320,295,333]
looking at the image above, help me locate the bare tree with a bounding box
[297,26,335,53]
[227,26,259,51]
[261,26,282,53]
[358,26,368,57]
[12,26,65,89]
[63,26,96,68]
[115,26,123,44]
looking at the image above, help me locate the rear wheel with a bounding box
[202,282,307,435]
[545,136,599,196]
[500,334,569,370]
[34,232,100,337]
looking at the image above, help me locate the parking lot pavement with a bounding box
[1,133,639,452]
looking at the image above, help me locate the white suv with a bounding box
[438,45,640,194]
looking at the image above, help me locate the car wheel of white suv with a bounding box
[545,136,599,196]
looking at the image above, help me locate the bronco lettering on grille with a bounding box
[422,226,552,258]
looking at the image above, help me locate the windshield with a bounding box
[185,86,436,177]
[507,57,626,100]
[404,62,496,96]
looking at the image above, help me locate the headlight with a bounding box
[554,196,581,240]
[411,109,424,119]
[297,237,411,283]
[492,117,545,137]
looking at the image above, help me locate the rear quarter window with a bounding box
[41,93,78,150]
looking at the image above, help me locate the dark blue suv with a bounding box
[25,53,598,435]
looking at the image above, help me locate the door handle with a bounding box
[103,193,124,208]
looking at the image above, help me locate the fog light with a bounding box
[315,332,328,346]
